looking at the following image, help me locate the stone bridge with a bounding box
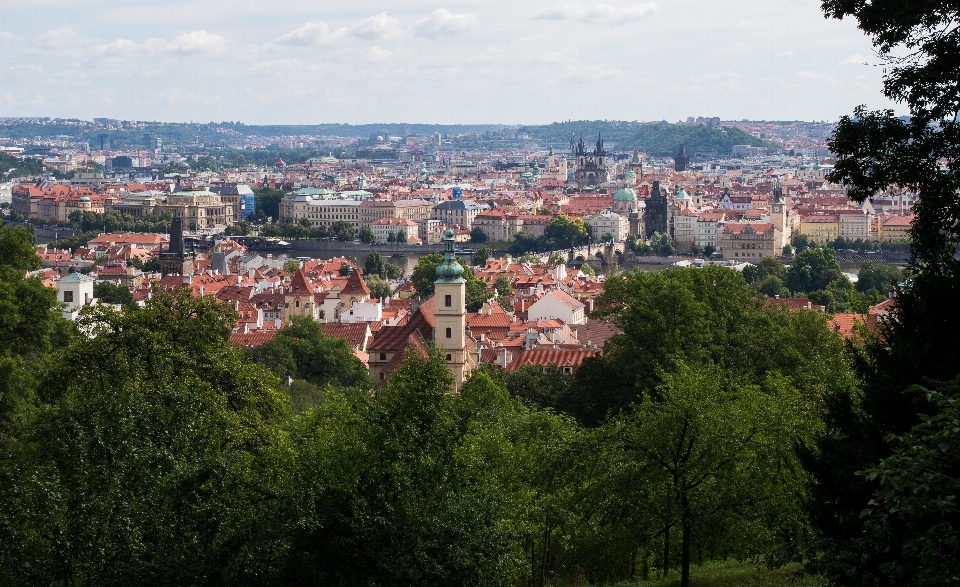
[524,241,627,267]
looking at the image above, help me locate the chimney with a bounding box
[183,275,192,285]
[587,298,594,313]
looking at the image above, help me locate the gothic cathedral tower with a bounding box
[434,226,469,391]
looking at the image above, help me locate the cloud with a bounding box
[533,2,658,25]
[775,50,794,59]
[166,30,225,54]
[34,27,88,50]
[9,64,43,72]
[839,53,870,66]
[737,20,752,28]
[350,12,402,41]
[274,22,345,47]
[414,9,478,39]
[0,31,24,45]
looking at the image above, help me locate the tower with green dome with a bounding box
[434,224,469,390]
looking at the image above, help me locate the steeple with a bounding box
[434,222,468,390]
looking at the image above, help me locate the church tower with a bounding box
[434,225,469,391]
[770,180,789,249]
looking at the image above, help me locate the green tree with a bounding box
[743,256,786,286]
[384,262,403,280]
[0,292,289,585]
[470,226,488,243]
[650,232,675,256]
[358,227,375,243]
[472,245,493,267]
[600,232,614,243]
[791,233,810,254]
[396,229,407,243]
[580,261,595,276]
[248,315,372,391]
[331,221,354,241]
[784,247,848,295]
[544,214,590,250]
[0,221,40,271]
[610,363,808,587]
[387,231,396,243]
[365,274,392,300]
[284,259,301,273]
[704,244,716,257]
[92,281,137,312]
[493,274,513,296]
[856,260,901,297]
[411,253,444,297]
[142,257,162,273]
[255,185,287,220]
[547,252,566,265]
[364,251,386,278]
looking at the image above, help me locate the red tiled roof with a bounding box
[504,348,599,372]
[230,330,278,347]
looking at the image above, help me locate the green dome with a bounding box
[625,169,637,178]
[435,228,464,281]
[614,186,637,201]
[675,188,691,200]
[78,196,90,202]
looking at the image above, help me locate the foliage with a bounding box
[0,152,47,180]
[255,186,287,220]
[580,261,595,276]
[365,274,392,300]
[358,227,375,243]
[804,3,960,582]
[791,234,811,254]
[411,253,488,311]
[0,291,289,586]
[743,256,786,287]
[493,274,513,296]
[396,229,407,243]
[384,262,403,280]
[470,226,488,243]
[283,259,301,273]
[0,221,41,271]
[248,315,372,392]
[364,251,386,278]
[855,260,901,297]
[650,232,675,256]
[510,215,590,255]
[858,380,960,587]
[331,221,355,241]
[67,209,174,234]
[548,252,566,265]
[783,247,850,301]
[224,220,254,236]
[473,245,493,266]
[93,281,138,312]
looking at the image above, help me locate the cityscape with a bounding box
[0,2,957,587]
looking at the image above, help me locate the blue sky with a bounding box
[0,0,901,124]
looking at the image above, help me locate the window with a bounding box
[445,294,452,307]
[379,372,384,381]
[445,327,452,338]
[380,353,386,360]
[446,354,452,361]
[63,290,74,302]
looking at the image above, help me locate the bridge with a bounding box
[523,241,627,268]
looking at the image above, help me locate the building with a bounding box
[526,289,586,325]
[674,143,689,172]
[837,208,871,241]
[370,217,420,243]
[56,272,95,314]
[583,209,629,242]
[280,196,363,234]
[673,207,699,249]
[431,199,488,229]
[106,187,237,229]
[879,214,912,242]
[434,227,472,390]
[719,222,781,261]
[472,210,523,242]
[645,180,669,238]
[159,216,195,276]
[798,213,840,245]
[696,211,726,250]
[573,133,610,189]
[359,199,432,227]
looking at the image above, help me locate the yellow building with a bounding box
[878,214,912,242]
[798,213,839,244]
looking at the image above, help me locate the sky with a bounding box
[0,0,903,125]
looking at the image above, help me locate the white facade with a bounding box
[696,212,726,249]
[341,299,383,323]
[370,218,419,243]
[56,273,96,320]
[583,209,629,242]
[526,289,586,325]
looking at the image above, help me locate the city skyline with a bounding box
[1,0,901,124]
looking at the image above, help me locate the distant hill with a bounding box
[519,120,775,156]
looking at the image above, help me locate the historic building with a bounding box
[159,217,195,276]
[644,180,669,238]
[674,143,689,172]
[719,222,781,261]
[574,133,610,189]
[433,226,471,390]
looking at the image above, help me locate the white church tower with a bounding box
[434,225,469,391]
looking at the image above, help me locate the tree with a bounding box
[396,229,407,243]
[704,245,716,257]
[332,221,354,241]
[611,363,807,587]
[547,252,566,266]
[387,231,396,243]
[284,259,302,273]
[650,232,674,256]
[93,281,137,312]
[784,247,848,295]
[856,260,901,297]
[255,185,286,220]
[782,244,793,256]
[690,243,703,256]
[142,257,162,273]
[384,262,403,280]
[544,214,590,250]
[0,292,289,585]
[600,232,614,243]
[365,274,392,301]
[248,315,371,391]
[493,274,512,297]
[0,222,40,271]
[358,227,375,243]
[509,231,541,256]
[580,261,595,276]
[470,226,488,243]
[412,253,487,311]
[742,256,786,286]
[364,251,386,279]
[791,234,810,254]
[472,245,493,267]
[338,263,352,276]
